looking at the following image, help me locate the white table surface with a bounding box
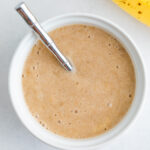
[0,0,150,149]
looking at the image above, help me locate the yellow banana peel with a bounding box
[113,0,150,26]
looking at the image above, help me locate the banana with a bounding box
[113,0,150,26]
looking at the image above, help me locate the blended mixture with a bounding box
[22,24,135,138]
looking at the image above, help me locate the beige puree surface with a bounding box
[22,24,135,138]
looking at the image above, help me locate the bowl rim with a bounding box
[8,13,146,150]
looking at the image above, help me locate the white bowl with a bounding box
[9,13,145,150]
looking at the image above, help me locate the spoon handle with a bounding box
[15,2,73,71]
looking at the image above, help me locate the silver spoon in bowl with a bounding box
[15,2,73,72]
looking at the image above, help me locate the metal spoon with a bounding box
[15,2,73,71]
